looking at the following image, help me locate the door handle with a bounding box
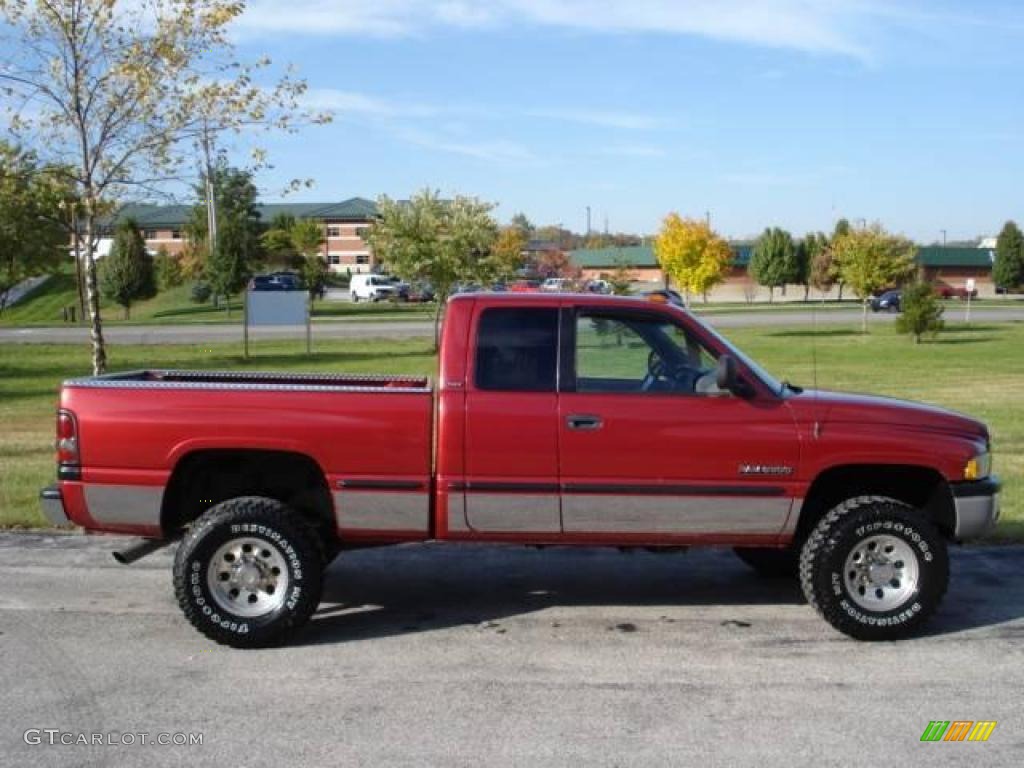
[566,414,603,431]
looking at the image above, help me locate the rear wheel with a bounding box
[799,496,948,641]
[734,546,798,579]
[173,496,323,648]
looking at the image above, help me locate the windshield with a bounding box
[676,307,785,395]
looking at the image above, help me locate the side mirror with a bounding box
[715,355,750,397]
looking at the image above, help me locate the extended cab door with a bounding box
[459,304,562,534]
[557,306,800,539]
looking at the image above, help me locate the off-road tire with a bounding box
[173,496,323,648]
[799,495,948,641]
[734,546,798,579]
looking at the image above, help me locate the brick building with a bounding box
[110,197,380,274]
[570,243,998,300]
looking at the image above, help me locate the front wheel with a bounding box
[173,496,324,648]
[799,496,948,641]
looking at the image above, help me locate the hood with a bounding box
[789,389,988,441]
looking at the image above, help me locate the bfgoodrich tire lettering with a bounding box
[799,496,949,641]
[173,496,323,648]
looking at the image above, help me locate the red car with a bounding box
[933,280,978,300]
[41,294,999,646]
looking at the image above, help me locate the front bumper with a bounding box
[951,476,1001,539]
[39,485,71,526]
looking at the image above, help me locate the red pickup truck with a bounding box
[40,293,1000,647]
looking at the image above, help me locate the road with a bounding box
[2,306,1022,345]
[1,533,1021,767]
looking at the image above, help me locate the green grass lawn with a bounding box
[0,269,434,326]
[1,321,1020,540]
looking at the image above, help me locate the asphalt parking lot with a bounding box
[2,533,1022,767]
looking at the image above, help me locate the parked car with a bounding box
[249,273,301,292]
[350,274,399,302]
[933,281,977,300]
[405,282,436,303]
[584,279,612,294]
[40,293,999,647]
[508,279,542,293]
[540,277,571,292]
[870,290,902,313]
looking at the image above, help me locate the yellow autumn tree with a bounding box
[653,213,732,306]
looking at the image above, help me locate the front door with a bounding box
[558,307,800,538]
[461,305,562,534]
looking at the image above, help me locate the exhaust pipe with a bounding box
[112,537,171,565]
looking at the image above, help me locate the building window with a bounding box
[356,254,369,265]
[327,226,341,237]
[355,227,369,239]
[171,229,181,240]
[328,254,340,265]
[143,229,157,240]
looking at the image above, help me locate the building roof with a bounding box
[112,197,380,229]
[570,243,994,271]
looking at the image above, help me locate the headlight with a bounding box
[964,452,992,480]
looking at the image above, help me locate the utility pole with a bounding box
[705,210,711,228]
[941,229,947,247]
[586,206,591,235]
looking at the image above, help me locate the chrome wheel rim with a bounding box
[843,534,920,612]
[206,537,289,618]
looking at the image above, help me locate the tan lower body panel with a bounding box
[333,491,430,532]
[83,484,164,526]
[561,495,794,534]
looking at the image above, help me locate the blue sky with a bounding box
[233,1,1024,241]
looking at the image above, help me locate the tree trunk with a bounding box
[124,304,130,320]
[861,299,869,334]
[838,282,844,301]
[82,210,107,375]
[73,229,86,321]
[768,286,774,304]
[433,299,445,352]
[803,284,810,302]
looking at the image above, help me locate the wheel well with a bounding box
[797,464,955,542]
[161,450,336,550]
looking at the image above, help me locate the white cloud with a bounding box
[597,144,667,157]
[239,0,878,58]
[302,88,438,118]
[393,127,536,162]
[528,108,664,130]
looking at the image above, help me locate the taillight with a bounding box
[56,409,80,468]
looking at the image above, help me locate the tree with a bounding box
[510,212,534,239]
[366,189,499,347]
[489,227,528,280]
[832,224,916,332]
[99,218,156,318]
[0,143,67,313]
[0,0,326,374]
[186,164,262,312]
[535,249,581,280]
[154,247,184,290]
[795,233,827,301]
[896,279,944,343]
[261,213,301,269]
[653,213,732,307]
[831,219,851,300]
[607,258,634,295]
[289,218,327,302]
[809,239,837,298]
[993,221,1024,291]
[748,227,800,303]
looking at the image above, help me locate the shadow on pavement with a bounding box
[295,544,1024,646]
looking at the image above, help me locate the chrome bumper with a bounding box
[952,477,1001,539]
[39,486,71,526]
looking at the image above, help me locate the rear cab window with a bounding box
[474,307,559,392]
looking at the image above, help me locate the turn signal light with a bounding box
[56,409,80,466]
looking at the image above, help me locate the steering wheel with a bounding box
[643,350,696,392]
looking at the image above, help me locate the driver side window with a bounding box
[574,311,722,395]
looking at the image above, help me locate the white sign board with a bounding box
[965,278,976,292]
[247,290,308,326]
